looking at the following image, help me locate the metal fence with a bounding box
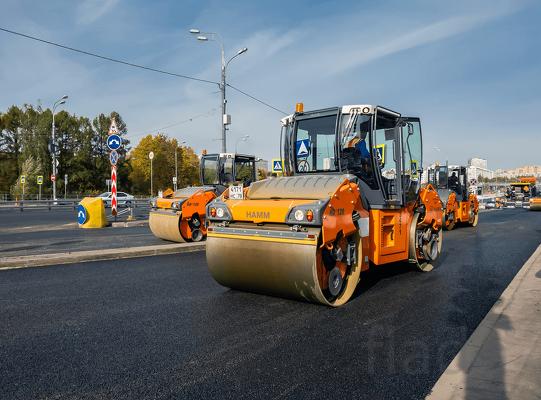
[0,199,151,211]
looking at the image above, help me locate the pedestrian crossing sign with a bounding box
[272,159,283,172]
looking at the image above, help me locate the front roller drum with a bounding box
[206,228,362,307]
[148,210,186,243]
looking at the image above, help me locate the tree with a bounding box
[128,134,200,195]
[10,156,42,199]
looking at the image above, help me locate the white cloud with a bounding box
[76,0,119,25]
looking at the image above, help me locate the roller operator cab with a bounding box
[205,104,444,307]
[148,153,256,242]
[427,164,479,230]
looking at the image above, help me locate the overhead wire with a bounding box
[0,27,289,115]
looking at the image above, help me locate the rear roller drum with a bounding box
[444,211,455,231]
[409,213,442,272]
[468,206,478,227]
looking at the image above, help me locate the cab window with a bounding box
[339,112,377,189]
[294,114,338,173]
[202,156,219,185]
[401,119,422,203]
[373,115,400,201]
[235,157,255,184]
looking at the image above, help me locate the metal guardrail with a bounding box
[0,199,151,211]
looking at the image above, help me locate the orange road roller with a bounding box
[530,197,541,211]
[427,164,479,230]
[148,153,256,242]
[205,103,444,306]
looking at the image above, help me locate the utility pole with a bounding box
[189,29,247,152]
[52,95,68,202]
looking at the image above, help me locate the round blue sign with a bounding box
[77,204,87,225]
[110,150,119,166]
[107,134,122,151]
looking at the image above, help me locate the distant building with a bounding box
[494,165,541,179]
[467,158,493,180]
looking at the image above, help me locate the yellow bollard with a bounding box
[78,197,108,228]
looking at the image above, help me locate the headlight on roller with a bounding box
[206,200,232,222]
[286,201,327,226]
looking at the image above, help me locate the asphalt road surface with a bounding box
[0,205,150,230]
[1,208,540,399]
[0,207,156,257]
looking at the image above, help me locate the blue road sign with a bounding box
[77,204,87,225]
[109,150,119,166]
[272,159,283,172]
[107,134,122,151]
[296,139,310,158]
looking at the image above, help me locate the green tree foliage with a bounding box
[128,133,200,195]
[11,156,42,199]
[0,105,132,197]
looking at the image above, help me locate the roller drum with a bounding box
[148,210,185,242]
[206,226,362,307]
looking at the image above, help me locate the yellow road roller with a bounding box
[205,103,443,306]
[427,164,479,230]
[149,153,256,242]
[530,197,541,211]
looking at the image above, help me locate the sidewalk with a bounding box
[427,244,541,400]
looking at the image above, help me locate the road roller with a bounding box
[205,103,444,306]
[148,153,256,242]
[427,164,479,230]
[506,177,537,208]
[530,196,541,211]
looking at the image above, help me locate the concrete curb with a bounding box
[0,242,205,271]
[426,243,541,399]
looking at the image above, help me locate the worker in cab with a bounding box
[449,171,459,192]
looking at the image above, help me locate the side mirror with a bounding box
[408,123,414,136]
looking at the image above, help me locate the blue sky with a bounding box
[1,0,540,169]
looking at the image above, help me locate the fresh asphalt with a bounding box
[1,208,540,399]
[0,206,157,257]
[0,205,150,230]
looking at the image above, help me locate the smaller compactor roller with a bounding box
[205,103,444,306]
[427,165,479,230]
[149,153,256,242]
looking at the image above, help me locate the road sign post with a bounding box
[111,166,118,218]
[37,175,43,200]
[20,175,26,200]
[64,174,68,199]
[107,118,122,220]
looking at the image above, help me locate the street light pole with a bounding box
[189,29,247,153]
[149,151,155,197]
[51,95,68,201]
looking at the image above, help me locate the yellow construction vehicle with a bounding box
[205,103,443,306]
[506,177,537,208]
[148,153,256,242]
[427,164,479,230]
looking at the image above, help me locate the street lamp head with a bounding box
[61,95,69,100]
[59,100,66,105]
[237,47,248,55]
[189,28,200,34]
[197,35,208,41]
